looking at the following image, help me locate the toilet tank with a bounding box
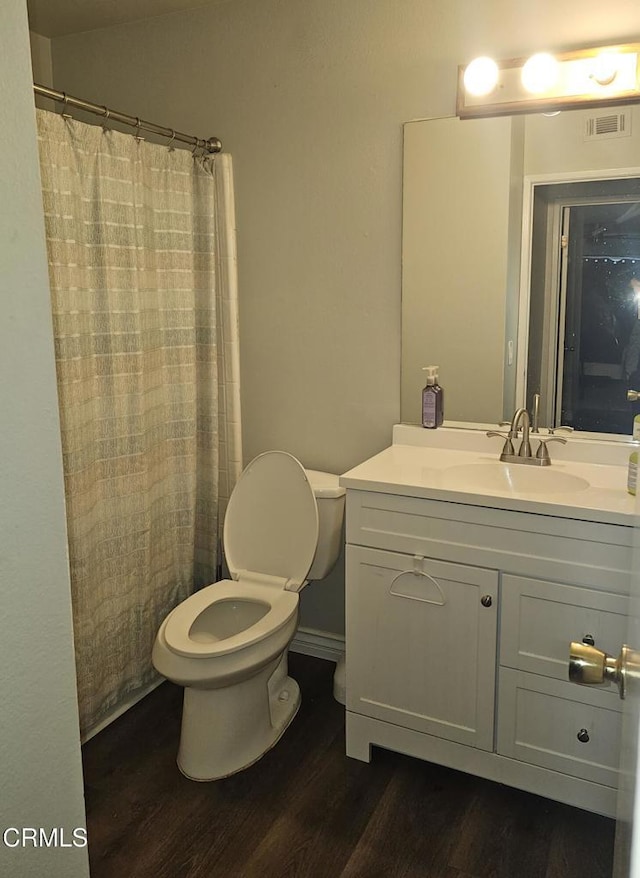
[304,469,346,580]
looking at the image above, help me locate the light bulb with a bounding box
[521,53,559,94]
[590,52,618,86]
[463,57,499,96]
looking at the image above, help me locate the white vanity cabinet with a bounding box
[343,484,632,817]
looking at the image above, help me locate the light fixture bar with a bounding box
[457,43,640,119]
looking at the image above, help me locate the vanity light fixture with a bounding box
[457,43,640,119]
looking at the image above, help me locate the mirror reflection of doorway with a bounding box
[527,178,640,435]
[561,202,640,432]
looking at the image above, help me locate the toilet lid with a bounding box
[224,451,319,590]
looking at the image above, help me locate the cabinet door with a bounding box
[346,545,498,751]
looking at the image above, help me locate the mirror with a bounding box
[401,105,640,436]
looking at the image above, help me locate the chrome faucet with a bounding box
[510,407,532,458]
[487,403,567,466]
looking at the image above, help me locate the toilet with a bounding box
[152,450,345,781]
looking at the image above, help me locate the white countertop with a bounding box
[340,425,638,527]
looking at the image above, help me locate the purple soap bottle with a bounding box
[421,366,444,429]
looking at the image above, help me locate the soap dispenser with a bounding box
[628,415,640,495]
[421,365,444,429]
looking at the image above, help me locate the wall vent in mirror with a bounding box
[457,44,640,119]
[584,112,630,141]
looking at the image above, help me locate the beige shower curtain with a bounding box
[36,109,242,738]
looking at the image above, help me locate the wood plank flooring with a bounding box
[82,653,615,878]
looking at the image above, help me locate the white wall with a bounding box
[524,105,640,176]
[48,0,640,634]
[29,29,52,84]
[0,3,88,877]
[29,29,56,112]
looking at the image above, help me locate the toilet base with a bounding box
[176,652,301,781]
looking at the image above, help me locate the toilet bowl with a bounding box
[152,450,345,781]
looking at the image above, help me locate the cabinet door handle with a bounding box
[577,728,590,743]
[582,634,595,646]
[389,569,446,606]
[480,595,493,608]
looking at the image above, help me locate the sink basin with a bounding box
[441,462,590,495]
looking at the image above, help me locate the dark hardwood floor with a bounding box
[82,653,615,878]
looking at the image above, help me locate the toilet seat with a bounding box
[224,451,319,592]
[164,578,299,658]
[163,451,319,660]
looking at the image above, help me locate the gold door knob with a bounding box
[569,641,628,699]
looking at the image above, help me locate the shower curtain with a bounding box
[36,109,242,739]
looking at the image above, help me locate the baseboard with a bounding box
[290,627,345,663]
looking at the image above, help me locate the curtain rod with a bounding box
[33,83,222,154]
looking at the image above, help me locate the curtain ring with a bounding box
[166,129,176,152]
[134,117,144,143]
[102,106,111,134]
[61,91,72,122]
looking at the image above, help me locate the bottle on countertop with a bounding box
[421,365,444,429]
[628,415,640,495]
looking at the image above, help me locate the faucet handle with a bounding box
[486,431,515,456]
[548,425,573,435]
[535,436,567,463]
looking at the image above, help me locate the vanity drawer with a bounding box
[500,574,628,689]
[497,668,621,788]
